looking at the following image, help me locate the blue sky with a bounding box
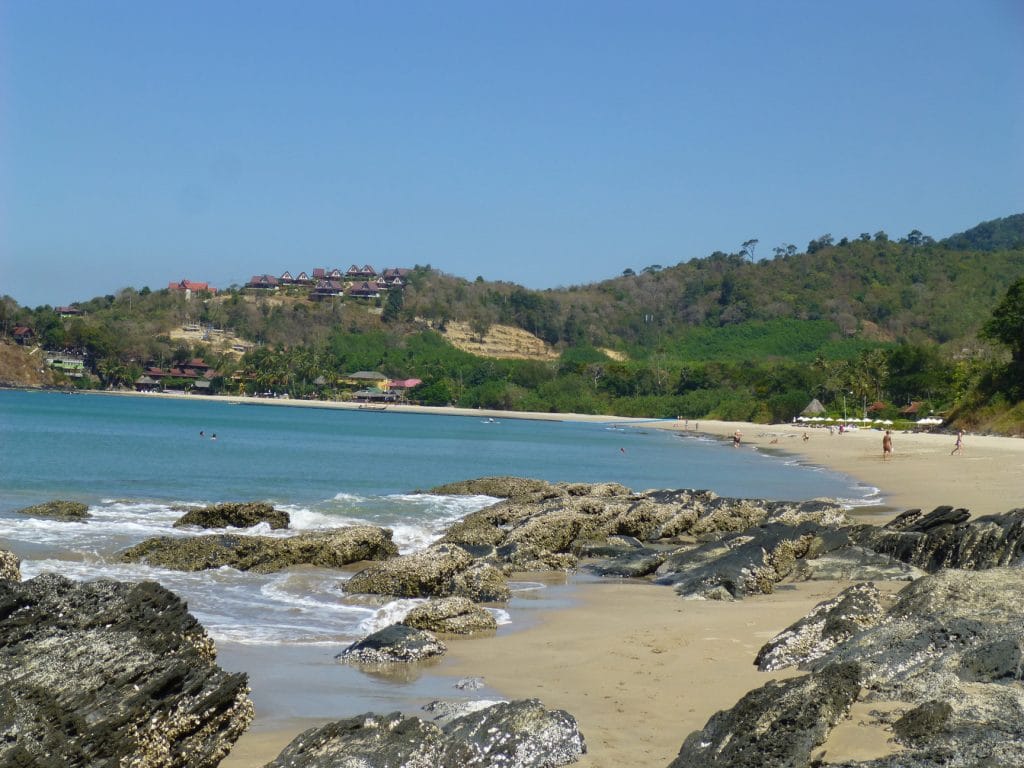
[3,1,1022,308]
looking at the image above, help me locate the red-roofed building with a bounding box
[246,275,279,290]
[12,326,34,344]
[168,279,217,294]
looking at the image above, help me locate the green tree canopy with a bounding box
[982,277,1024,362]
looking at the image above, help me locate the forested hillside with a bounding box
[2,214,1023,430]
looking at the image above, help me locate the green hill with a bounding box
[3,214,1023,430]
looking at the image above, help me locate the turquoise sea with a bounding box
[0,390,879,724]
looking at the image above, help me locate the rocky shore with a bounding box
[4,480,1024,766]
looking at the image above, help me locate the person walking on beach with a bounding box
[951,429,964,455]
[882,430,893,461]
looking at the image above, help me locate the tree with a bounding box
[382,289,404,323]
[807,234,833,254]
[982,277,1024,362]
[740,239,759,262]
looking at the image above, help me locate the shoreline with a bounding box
[18,389,1024,765]
[74,388,1024,516]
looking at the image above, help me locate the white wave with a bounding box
[258,573,355,614]
[333,492,369,503]
[355,598,426,635]
[487,607,512,625]
[836,486,885,508]
[508,581,547,593]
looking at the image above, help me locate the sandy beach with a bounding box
[97,393,1024,766]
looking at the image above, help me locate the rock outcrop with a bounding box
[265,698,585,768]
[0,549,19,582]
[343,543,511,602]
[754,583,887,671]
[15,499,90,520]
[700,567,1024,768]
[0,573,252,767]
[852,506,1024,572]
[402,596,498,634]
[668,662,862,768]
[119,525,397,573]
[434,477,848,578]
[336,624,447,664]
[653,522,825,599]
[173,501,290,530]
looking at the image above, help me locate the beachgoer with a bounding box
[802,433,809,442]
[732,430,741,447]
[951,429,964,455]
[199,430,204,437]
[211,433,217,441]
[882,430,892,460]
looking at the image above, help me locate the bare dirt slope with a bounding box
[440,321,560,361]
[0,342,57,388]
[166,327,253,358]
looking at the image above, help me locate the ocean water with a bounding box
[0,390,878,722]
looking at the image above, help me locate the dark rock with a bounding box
[667,662,861,768]
[343,543,510,602]
[958,638,1024,682]
[265,711,448,767]
[853,507,1024,572]
[792,544,924,582]
[15,499,90,520]
[587,548,669,578]
[755,583,887,671]
[265,698,585,768]
[439,698,586,767]
[892,700,953,746]
[654,522,824,599]
[336,623,447,664]
[573,534,646,558]
[0,549,19,582]
[118,525,397,573]
[429,476,561,501]
[402,596,497,634]
[806,568,1024,767]
[173,501,290,530]
[0,573,252,767]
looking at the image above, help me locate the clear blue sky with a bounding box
[3,1,1022,308]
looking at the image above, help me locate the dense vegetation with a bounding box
[3,214,1023,431]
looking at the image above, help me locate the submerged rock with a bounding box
[15,499,90,520]
[403,596,498,634]
[0,573,252,767]
[119,525,397,573]
[265,698,585,768]
[173,501,290,530]
[336,624,447,664]
[429,476,562,501]
[0,549,19,582]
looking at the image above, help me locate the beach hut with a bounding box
[801,398,827,417]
